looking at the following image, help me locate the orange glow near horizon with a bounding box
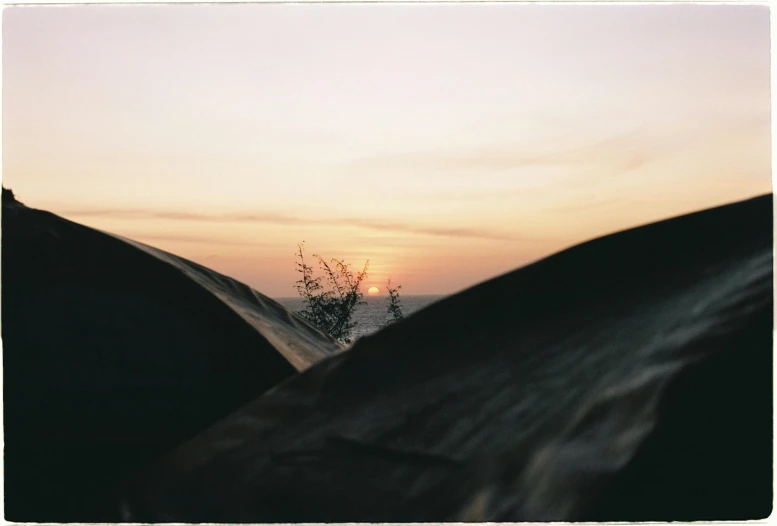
[3,4,771,297]
[368,287,381,297]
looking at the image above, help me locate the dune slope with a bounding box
[1,195,341,521]
[122,194,773,522]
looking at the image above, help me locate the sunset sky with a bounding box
[3,3,771,297]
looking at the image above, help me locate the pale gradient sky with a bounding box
[3,3,771,297]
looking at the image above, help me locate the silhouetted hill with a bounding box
[2,194,342,521]
[121,194,773,522]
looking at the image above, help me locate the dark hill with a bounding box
[1,193,342,521]
[121,194,773,522]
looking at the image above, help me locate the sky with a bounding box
[3,3,771,297]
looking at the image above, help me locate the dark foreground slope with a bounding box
[123,194,773,522]
[1,195,341,522]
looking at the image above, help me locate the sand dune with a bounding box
[1,194,341,521]
[120,194,773,522]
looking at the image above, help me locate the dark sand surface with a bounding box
[120,194,773,522]
[2,196,341,521]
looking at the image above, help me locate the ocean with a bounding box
[275,295,445,341]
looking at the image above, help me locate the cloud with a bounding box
[116,232,247,246]
[344,218,512,241]
[342,127,663,175]
[59,207,514,242]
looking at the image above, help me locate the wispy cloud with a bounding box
[59,207,515,242]
[373,114,768,180]
[114,232,248,246]
[342,127,664,175]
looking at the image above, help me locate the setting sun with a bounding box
[367,286,380,296]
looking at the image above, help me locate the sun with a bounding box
[367,286,380,296]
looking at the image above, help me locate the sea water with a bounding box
[275,295,444,340]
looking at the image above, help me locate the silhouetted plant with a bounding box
[2,186,21,204]
[386,278,404,324]
[294,242,368,344]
